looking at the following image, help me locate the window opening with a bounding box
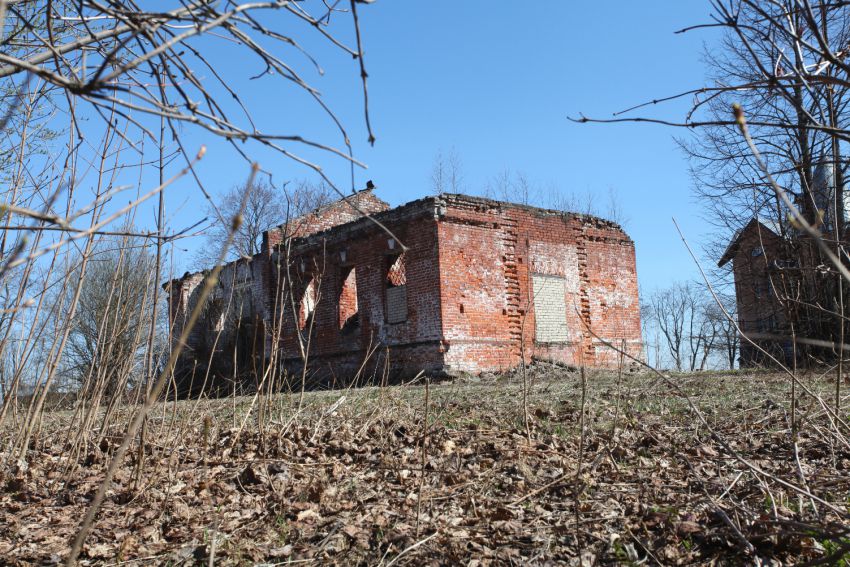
[339,267,359,333]
[299,278,317,331]
[385,253,407,324]
[206,299,225,332]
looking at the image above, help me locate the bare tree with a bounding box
[194,179,333,268]
[0,1,376,173]
[705,295,739,370]
[648,281,723,371]
[64,233,159,398]
[549,186,628,226]
[693,302,720,371]
[578,0,850,370]
[0,0,383,560]
[649,283,689,371]
[431,148,465,195]
[483,168,539,205]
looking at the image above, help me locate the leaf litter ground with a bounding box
[1,368,849,565]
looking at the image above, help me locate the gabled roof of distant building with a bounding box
[718,217,785,268]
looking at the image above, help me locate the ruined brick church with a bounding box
[164,188,642,390]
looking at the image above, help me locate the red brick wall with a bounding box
[163,272,205,353]
[728,224,788,366]
[436,196,642,372]
[731,226,785,333]
[580,222,642,365]
[168,193,643,386]
[166,190,391,367]
[276,211,445,382]
[437,205,518,373]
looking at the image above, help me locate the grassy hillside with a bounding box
[1,368,848,565]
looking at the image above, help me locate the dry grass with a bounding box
[1,368,849,565]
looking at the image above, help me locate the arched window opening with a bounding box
[299,278,318,331]
[339,267,359,333]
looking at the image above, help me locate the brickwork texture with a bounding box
[165,191,643,387]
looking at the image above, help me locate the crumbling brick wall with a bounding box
[166,192,643,390]
[274,199,445,384]
[164,258,268,394]
[164,189,389,391]
[262,189,389,251]
[436,195,641,373]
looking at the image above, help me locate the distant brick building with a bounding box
[718,218,792,366]
[718,162,849,368]
[165,190,642,392]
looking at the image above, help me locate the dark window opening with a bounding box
[206,299,224,331]
[236,289,253,319]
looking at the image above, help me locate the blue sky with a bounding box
[165,2,724,293]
